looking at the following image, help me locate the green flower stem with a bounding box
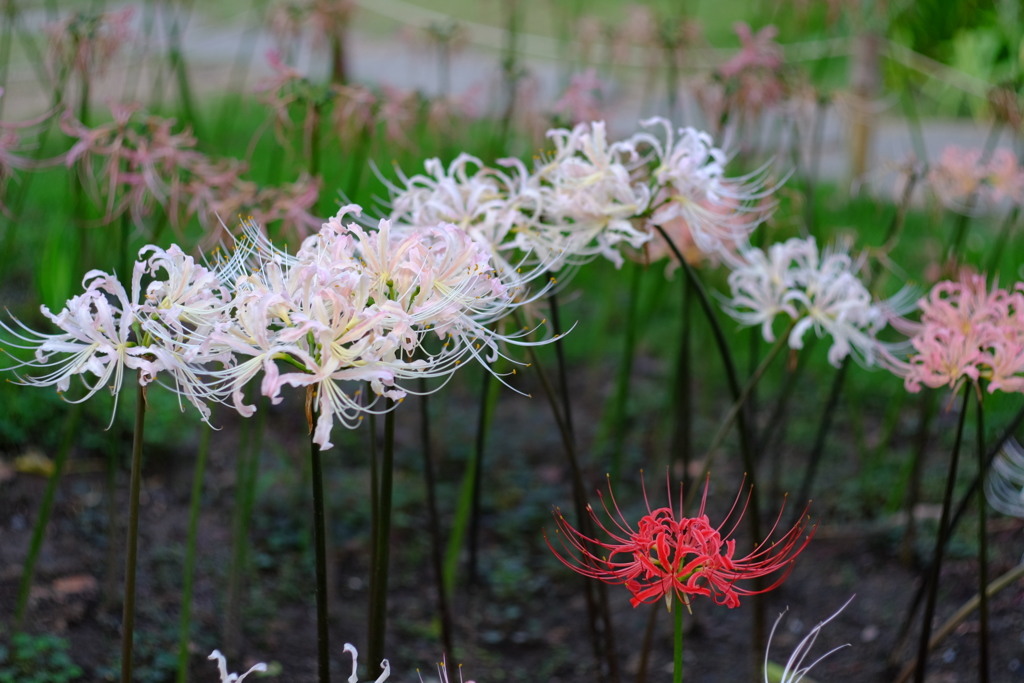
[13,403,82,630]
[685,320,794,511]
[763,340,815,500]
[223,395,264,657]
[672,600,684,683]
[975,386,989,683]
[899,392,938,567]
[942,120,1001,273]
[789,357,850,527]
[548,290,575,438]
[367,401,396,674]
[607,261,643,482]
[890,399,1024,670]
[176,423,211,683]
[418,380,455,658]
[120,374,147,683]
[914,385,971,683]
[310,399,331,683]
[985,206,1020,274]
[467,368,497,586]
[671,276,694,487]
[517,316,619,683]
[167,3,200,137]
[895,562,1024,683]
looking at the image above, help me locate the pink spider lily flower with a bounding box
[896,275,1024,394]
[546,475,814,610]
[332,83,378,144]
[0,270,159,424]
[61,103,214,235]
[257,172,323,242]
[208,650,267,683]
[377,85,418,149]
[0,108,59,216]
[719,23,783,79]
[632,117,776,256]
[552,69,607,125]
[927,146,1024,213]
[44,8,134,83]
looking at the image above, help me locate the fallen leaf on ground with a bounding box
[14,450,55,477]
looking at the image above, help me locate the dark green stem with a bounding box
[418,381,455,658]
[686,321,793,510]
[900,392,937,567]
[310,399,331,683]
[120,375,147,683]
[975,386,989,683]
[468,369,494,585]
[548,290,575,438]
[985,207,1020,274]
[518,325,618,683]
[168,2,201,136]
[914,386,971,683]
[14,403,82,629]
[223,396,263,658]
[890,399,1024,670]
[763,341,815,501]
[368,401,396,672]
[608,263,642,481]
[671,275,693,487]
[651,225,764,664]
[790,357,850,527]
[176,424,211,683]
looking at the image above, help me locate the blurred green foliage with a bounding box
[0,633,83,683]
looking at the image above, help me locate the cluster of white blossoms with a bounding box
[381,118,913,365]
[1,205,548,450]
[381,117,771,276]
[722,237,907,367]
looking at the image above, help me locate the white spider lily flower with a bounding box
[634,116,775,255]
[783,241,890,367]
[344,642,390,683]
[136,244,230,334]
[985,437,1024,518]
[381,153,511,235]
[530,120,652,268]
[0,270,159,425]
[379,154,552,293]
[723,238,812,341]
[204,206,546,450]
[723,237,907,368]
[208,649,267,683]
[765,598,852,683]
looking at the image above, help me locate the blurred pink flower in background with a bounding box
[0,106,57,216]
[552,69,607,125]
[927,145,1024,212]
[44,8,134,82]
[718,23,783,79]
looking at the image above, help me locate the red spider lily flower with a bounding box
[545,475,814,610]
